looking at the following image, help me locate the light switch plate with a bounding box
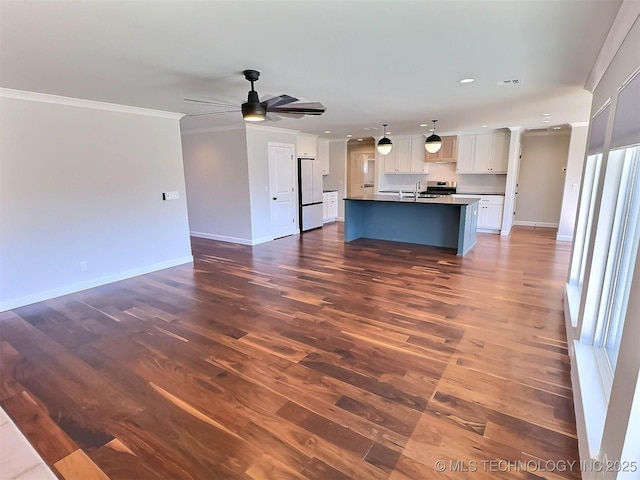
[164,191,180,200]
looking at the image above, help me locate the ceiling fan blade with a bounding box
[268,108,325,116]
[271,112,305,119]
[184,98,237,108]
[262,94,299,108]
[186,110,240,117]
[265,113,281,122]
[267,102,325,115]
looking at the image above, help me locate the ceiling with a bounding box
[0,0,622,138]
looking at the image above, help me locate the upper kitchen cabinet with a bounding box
[424,135,457,163]
[456,131,509,174]
[384,136,428,174]
[297,133,318,157]
[317,138,330,175]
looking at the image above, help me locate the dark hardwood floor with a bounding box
[0,223,580,479]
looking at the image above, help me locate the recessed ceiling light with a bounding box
[553,126,561,130]
[346,134,353,138]
[481,125,488,128]
[386,131,391,135]
[420,124,428,127]
[324,131,331,134]
[357,138,363,142]
[542,119,551,123]
[542,113,551,117]
[460,78,475,84]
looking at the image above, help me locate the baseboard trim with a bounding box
[190,231,274,246]
[0,256,194,312]
[556,234,574,242]
[513,221,559,228]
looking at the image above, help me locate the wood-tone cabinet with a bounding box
[297,133,318,157]
[424,135,457,162]
[384,137,428,174]
[455,131,509,174]
[317,139,330,175]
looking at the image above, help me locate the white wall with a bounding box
[515,132,571,227]
[557,124,589,241]
[245,125,298,242]
[181,126,253,243]
[181,124,298,245]
[0,89,192,311]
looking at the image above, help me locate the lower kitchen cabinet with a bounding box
[477,195,504,231]
[453,194,504,232]
[323,191,338,223]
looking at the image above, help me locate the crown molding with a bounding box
[0,88,184,119]
[246,124,300,135]
[585,0,640,92]
[180,123,246,136]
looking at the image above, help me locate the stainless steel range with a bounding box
[419,181,457,198]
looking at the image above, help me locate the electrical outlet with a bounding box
[80,261,88,271]
[163,191,180,201]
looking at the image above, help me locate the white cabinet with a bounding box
[452,194,504,232]
[317,139,330,175]
[384,137,428,174]
[410,137,429,173]
[456,131,509,174]
[297,133,318,157]
[323,192,329,220]
[477,195,504,231]
[490,132,509,172]
[473,134,493,172]
[456,135,476,173]
[323,191,338,222]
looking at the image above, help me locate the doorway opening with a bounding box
[347,137,376,197]
[515,130,570,229]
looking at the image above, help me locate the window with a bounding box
[567,69,640,457]
[599,146,640,371]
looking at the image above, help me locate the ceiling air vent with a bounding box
[497,79,521,86]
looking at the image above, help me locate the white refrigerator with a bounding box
[298,157,324,231]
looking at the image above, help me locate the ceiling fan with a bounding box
[184,69,326,122]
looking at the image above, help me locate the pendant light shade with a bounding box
[242,84,266,122]
[377,124,393,155]
[425,120,442,153]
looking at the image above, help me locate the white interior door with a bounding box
[268,143,297,239]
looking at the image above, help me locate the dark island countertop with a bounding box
[346,194,480,205]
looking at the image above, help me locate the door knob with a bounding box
[272,197,277,200]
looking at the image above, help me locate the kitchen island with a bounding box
[344,194,479,255]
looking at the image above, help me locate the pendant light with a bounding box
[425,119,442,153]
[377,124,393,155]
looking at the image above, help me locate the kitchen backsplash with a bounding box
[378,163,507,194]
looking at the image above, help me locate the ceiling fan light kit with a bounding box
[377,124,393,155]
[425,119,443,153]
[186,69,325,122]
[241,70,266,122]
